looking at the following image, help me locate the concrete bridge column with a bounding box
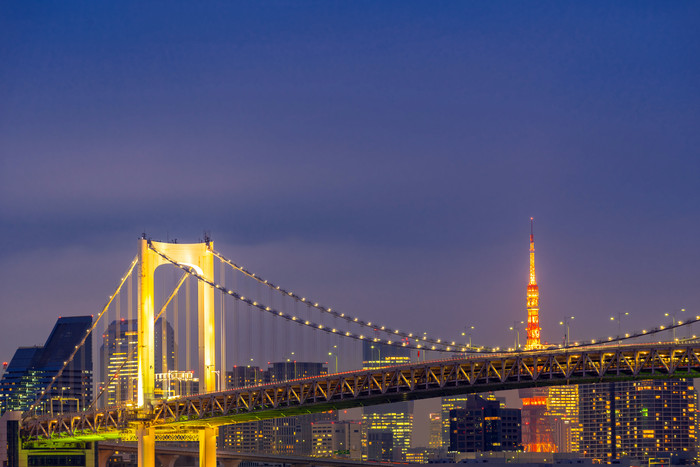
[137,424,155,467]
[97,447,115,467]
[156,454,179,467]
[198,427,216,467]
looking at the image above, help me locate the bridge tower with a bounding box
[137,238,217,467]
[524,218,542,350]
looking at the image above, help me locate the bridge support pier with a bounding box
[219,460,242,467]
[97,447,115,467]
[198,427,216,467]
[137,425,155,467]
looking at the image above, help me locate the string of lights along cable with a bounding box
[20,232,699,428]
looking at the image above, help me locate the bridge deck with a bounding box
[23,343,700,442]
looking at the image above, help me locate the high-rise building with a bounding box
[362,341,411,369]
[267,361,327,382]
[362,401,413,462]
[449,394,522,453]
[525,218,542,350]
[220,362,334,455]
[579,379,697,463]
[366,430,393,462]
[429,412,442,449]
[547,385,581,452]
[442,393,504,451]
[99,318,174,406]
[312,420,362,459]
[0,316,92,415]
[226,365,265,388]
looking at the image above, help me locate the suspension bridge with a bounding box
[15,237,700,467]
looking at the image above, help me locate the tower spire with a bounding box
[525,217,541,349]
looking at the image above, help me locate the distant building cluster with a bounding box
[0,316,92,416]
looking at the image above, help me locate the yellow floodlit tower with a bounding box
[137,237,217,467]
[525,218,543,350]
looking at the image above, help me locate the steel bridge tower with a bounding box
[137,238,217,467]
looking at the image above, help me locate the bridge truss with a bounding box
[23,343,700,441]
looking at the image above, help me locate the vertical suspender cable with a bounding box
[257,282,263,372]
[220,259,226,391]
[102,296,109,409]
[173,272,179,372]
[233,270,238,370]
[186,277,191,372]
[127,270,133,403]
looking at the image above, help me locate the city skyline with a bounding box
[1,0,699,425]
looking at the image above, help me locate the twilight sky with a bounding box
[1,2,699,367]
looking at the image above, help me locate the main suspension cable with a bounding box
[212,249,466,350]
[212,248,699,352]
[153,244,474,353]
[87,271,188,411]
[24,256,139,419]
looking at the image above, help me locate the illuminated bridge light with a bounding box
[660,326,665,330]
[314,303,318,306]
[305,320,310,325]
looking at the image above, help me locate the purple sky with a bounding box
[1,2,699,371]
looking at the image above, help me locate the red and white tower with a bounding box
[525,217,542,350]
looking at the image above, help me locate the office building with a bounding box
[429,412,442,449]
[311,420,362,459]
[442,393,505,450]
[579,379,697,463]
[362,341,411,369]
[449,394,521,453]
[0,316,92,415]
[100,318,174,405]
[226,365,265,388]
[267,361,327,382]
[366,430,393,462]
[547,386,581,453]
[220,361,334,455]
[363,401,413,462]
